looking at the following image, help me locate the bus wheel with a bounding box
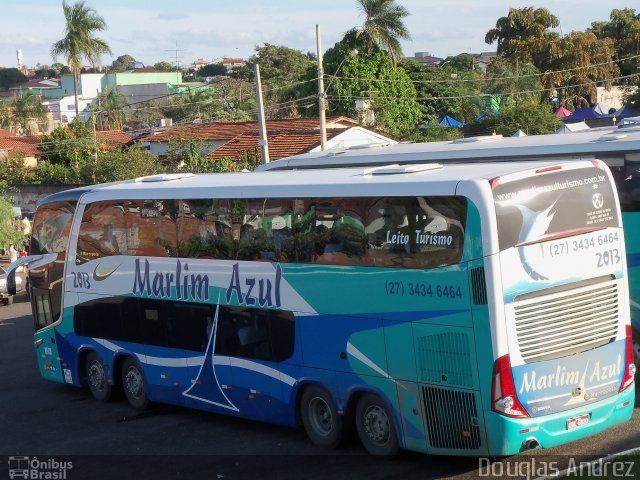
[122,357,149,410]
[86,352,112,402]
[300,385,343,449]
[355,393,399,458]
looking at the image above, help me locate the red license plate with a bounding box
[566,414,590,430]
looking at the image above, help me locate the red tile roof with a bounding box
[207,129,343,162]
[145,116,358,143]
[0,129,40,157]
[96,130,134,145]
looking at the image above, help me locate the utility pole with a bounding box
[254,63,270,164]
[316,24,327,151]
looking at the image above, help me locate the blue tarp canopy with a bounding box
[438,115,464,127]
[564,107,602,121]
[614,104,640,118]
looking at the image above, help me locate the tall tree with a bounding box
[110,54,136,72]
[485,7,559,65]
[356,0,411,65]
[233,44,315,118]
[540,31,618,107]
[590,8,640,84]
[51,0,112,117]
[10,92,49,134]
[298,29,422,136]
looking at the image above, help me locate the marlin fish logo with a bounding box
[515,200,558,281]
[93,262,120,281]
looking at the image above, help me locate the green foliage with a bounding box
[463,101,561,137]
[161,86,218,123]
[197,63,228,78]
[0,152,36,184]
[0,92,49,134]
[32,162,77,184]
[89,87,128,130]
[589,8,640,84]
[110,54,136,72]
[540,31,618,106]
[0,68,27,90]
[404,126,463,143]
[233,43,315,118]
[300,30,422,136]
[40,120,94,181]
[153,61,174,72]
[0,198,25,251]
[484,57,544,107]
[51,0,112,115]
[79,148,160,183]
[400,60,481,123]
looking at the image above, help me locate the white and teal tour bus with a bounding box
[8,155,635,457]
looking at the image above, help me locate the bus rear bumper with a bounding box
[486,385,635,456]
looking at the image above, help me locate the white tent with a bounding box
[554,122,590,134]
[592,103,612,115]
[512,129,528,137]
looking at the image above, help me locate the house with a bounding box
[406,52,443,67]
[9,78,60,96]
[208,126,396,163]
[95,130,135,152]
[138,116,396,163]
[43,71,185,125]
[0,128,40,167]
[221,58,245,73]
[473,52,497,73]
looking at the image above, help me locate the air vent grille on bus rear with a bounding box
[423,386,481,450]
[470,267,487,305]
[514,278,619,363]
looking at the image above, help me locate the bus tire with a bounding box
[355,393,399,458]
[300,385,343,449]
[86,352,113,402]
[121,357,149,410]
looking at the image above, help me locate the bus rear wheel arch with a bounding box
[121,357,149,410]
[85,351,113,402]
[299,384,344,449]
[355,393,400,458]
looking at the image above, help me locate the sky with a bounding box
[0,0,635,70]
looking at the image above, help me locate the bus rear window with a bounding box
[493,164,620,251]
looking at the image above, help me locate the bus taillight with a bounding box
[619,325,636,393]
[492,354,529,418]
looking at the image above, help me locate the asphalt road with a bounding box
[1,293,640,480]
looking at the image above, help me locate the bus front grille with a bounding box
[513,277,619,363]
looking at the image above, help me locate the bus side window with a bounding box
[214,306,295,362]
[77,201,126,265]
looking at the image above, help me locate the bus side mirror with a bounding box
[6,269,16,295]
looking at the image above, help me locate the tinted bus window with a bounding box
[77,196,467,270]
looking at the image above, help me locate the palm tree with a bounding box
[51,0,112,117]
[355,0,411,65]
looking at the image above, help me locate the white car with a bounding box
[0,265,28,305]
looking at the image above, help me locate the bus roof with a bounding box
[255,125,640,172]
[73,160,584,203]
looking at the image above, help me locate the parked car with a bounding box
[0,265,28,305]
